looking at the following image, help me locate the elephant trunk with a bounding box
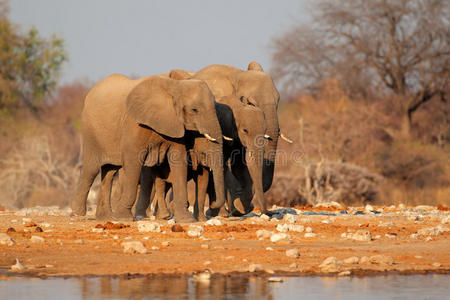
[262,107,279,192]
[246,147,266,214]
[209,154,226,209]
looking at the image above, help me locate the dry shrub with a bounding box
[267,161,382,207]
[0,135,80,209]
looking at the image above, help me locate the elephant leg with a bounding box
[70,154,100,216]
[168,147,195,223]
[194,168,209,221]
[135,166,154,220]
[113,156,141,221]
[96,165,117,220]
[231,158,255,215]
[155,178,171,220]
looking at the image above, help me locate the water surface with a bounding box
[0,274,448,299]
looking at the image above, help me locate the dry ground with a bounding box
[0,205,449,278]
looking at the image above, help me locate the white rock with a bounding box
[410,233,419,239]
[151,246,160,250]
[137,221,161,233]
[286,249,300,258]
[276,224,304,233]
[365,204,374,212]
[266,247,274,251]
[0,233,14,246]
[398,204,406,210]
[167,219,176,225]
[343,256,359,264]
[441,216,450,224]
[319,257,340,273]
[289,262,298,269]
[187,225,204,237]
[203,261,212,265]
[121,241,147,254]
[248,264,263,272]
[417,226,448,236]
[92,228,104,233]
[205,218,222,226]
[30,236,45,243]
[360,256,370,264]
[351,230,372,241]
[301,218,311,223]
[369,255,394,265]
[74,239,84,244]
[11,258,26,271]
[305,227,313,233]
[304,233,317,238]
[432,262,442,268]
[338,271,351,276]
[113,235,119,240]
[283,214,297,224]
[161,241,171,247]
[260,214,270,221]
[40,222,53,228]
[270,233,290,243]
[256,229,273,239]
[385,233,397,239]
[321,220,330,224]
[201,244,210,249]
[22,217,32,223]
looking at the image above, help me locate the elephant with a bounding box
[136,95,268,221]
[191,62,291,214]
[70,74,226,222]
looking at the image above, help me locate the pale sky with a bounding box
[10,0,309,84]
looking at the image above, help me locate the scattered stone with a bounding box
[203,261,212,265]
[441,216,450,224]
[161,241,171,247]
[121,241,147,254]
[248,264,263,272]
[35,227,43,233]
[75,239,84,244]
[425,236,433,242]
[256,229,273,239]
[360,256,370,264]
[270,233,290,243]
[286,249,300,258]
[343,256,359,264]
[341,233,347,238]
[124,236,132,240]
[187,225,204,237]
[276,224,304,233]
[398,204,406,210]
[137,221,161,233]
[410,233,419,239]
[319,257,341,273]
[321,220,330,224]
[92,228,104,233]
[364,204,374,212]
[268,277,284,282]
[151,246,160,250]
[11,258,25,271]
[0,233,14,246]
[378,221,396,227]
[201,244,210,249]
[10,219,18,223]
[338,271,351,276]
[45,264,54,268]
[30,236,45,243]
[22,218,32,223]
[260,214,270,221]
[112,235,119,240]
[385,233,397,239]
[300,218,311,223]
[374,235,381,239]
[350,230,372,241]
[6,227,15,233]
[283,214,298,224]
[40,223,53,228]
[142,237,150,240]
[417,226,448,236]
[266,247,274,251]
[305,227,313,233]
[205,218,222,226]
[414,255,423,259]
[317,201,343,208]
[369,255,394,265]
[304,233,317,238]
[104,221,129,230]
[225,256,235,260]
[171,224,185,232]
[432,262,442,268]
[167,219,176,225]
[289,263,298,269]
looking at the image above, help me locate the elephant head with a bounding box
[218,95,268,213]
[126,76,226,209]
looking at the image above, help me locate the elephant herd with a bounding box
[70,62,292,223]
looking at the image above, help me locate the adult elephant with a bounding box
[192,63,291,214]
[70,74,226,222]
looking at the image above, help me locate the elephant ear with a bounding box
[247,61,264,71]
[169,69,193,80]
[126,79,185,138]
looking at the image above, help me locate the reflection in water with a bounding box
[0,274,448,299]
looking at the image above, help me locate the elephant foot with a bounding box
[205,208,220,219]
[70,201,86,216]
[174,208,196,223]
[157,210,171,220]
[197,213,207,222]
[231,198,246,215]
[218,206,229,217]
[112,208,134,221]
[96,207,113,220]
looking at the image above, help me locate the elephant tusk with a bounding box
[204,133,217,142]
[280,132,293,144]
[223,136,233,141]
[264,134,272,140]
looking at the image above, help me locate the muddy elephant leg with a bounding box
[96,165,118,220]
[154,178,171,220]
[70,154,101,216]
[113,155,142,221]
[135,166,154,220]
[168,146,195,223]
[194,168,209,221]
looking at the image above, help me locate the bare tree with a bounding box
[272,0,449,138]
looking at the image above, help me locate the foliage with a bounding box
[0,0,67,114]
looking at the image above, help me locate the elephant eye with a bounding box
[242,128,249,134]
[191,108,199,113]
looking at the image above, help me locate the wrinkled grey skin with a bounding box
[192,63,280,214]
[70,74,225,222]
